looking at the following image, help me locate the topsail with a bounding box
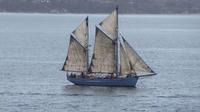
[72,17,88,48]
[100,9,117,40]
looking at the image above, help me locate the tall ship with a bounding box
[62,7,156,87]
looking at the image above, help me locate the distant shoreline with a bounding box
[1,0,200,14]
[1,12,200,16]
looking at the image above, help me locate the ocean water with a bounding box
[0,13,200,112]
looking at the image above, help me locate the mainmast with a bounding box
[86,16,89,71]
[115,6,119,76]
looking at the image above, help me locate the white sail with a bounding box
[120,43,135,75]
[89,27,116,73]
[122,37,155,75]
[99,8,117,40]
[72,17,88,48]
[62,35,87,72]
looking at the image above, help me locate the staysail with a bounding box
[122,37,155,76]
[89,27,116,73]
[120,43,135,75]
[99,8,117,40]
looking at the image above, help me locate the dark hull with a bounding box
[67,76,138,87]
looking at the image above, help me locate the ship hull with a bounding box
[67,76,138,87]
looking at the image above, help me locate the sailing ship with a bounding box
[62,7,156,87]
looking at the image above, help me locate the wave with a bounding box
[157,94,200,99]
[0,91,127,97]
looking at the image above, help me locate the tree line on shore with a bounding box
[0,0,200,14]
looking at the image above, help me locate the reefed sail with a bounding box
[122,37,155,76]
[89,27,116,73]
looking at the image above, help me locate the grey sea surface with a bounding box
[0,13,200,112]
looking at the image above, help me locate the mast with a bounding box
[115,6,119,76]
[86,16,89,71]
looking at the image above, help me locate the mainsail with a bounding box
[120,43,135,75]
[98,7,119,75]
[89,27,116,73]
[122,37,155,76]
[62,35,87,72]
[99,8,117,40]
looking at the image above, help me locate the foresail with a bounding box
[120,43,135,75]
[122,38,155,75]
[72,17,88,48]
[89,27,116,73]
[99,8,117,40]
[62,35,87,72]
